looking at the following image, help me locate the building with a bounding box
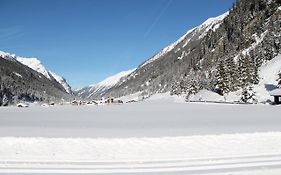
[105,97,114,104]
[71,100,79,106]
[17,103,29,108]
[269,89,281,105]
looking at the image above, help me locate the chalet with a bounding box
[270,88,281,105]
[126,100,137,103]
[116,100,123,104]
[81,101,87,105]
[71,100,79,106]
[105,97,114,104]
[91,100,98,105]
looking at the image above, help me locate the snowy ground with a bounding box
[1,100,281,174]
[1,100,281,137]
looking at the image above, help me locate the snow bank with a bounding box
[189,90,225,102]
[146,92,186,103]
[117,91,143,102]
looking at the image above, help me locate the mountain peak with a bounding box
[16,57,52,80]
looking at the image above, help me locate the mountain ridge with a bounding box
[0,51,72,106]
[1,51,72,94]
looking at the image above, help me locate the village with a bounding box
[70,97,137,106]
[16,97,138,108]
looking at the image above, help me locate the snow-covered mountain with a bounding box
[49,72,72,94]
[94,0,281,101]
[99,11,231,98]
[14,54,72,94]
[0,51,72,106]
[77,11,230,100]
[77,69,135,99]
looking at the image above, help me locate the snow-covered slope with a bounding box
[100,11,232,99]
[90,69,136,88]
[183,54,281,104]
[11,54,72,94]
[50,72,72,94]
[16,57,52,79]
[0,50,72,94]
[0,51,72,105]
[0,51,14,58]
[140,12,229,68]
[253,54,281,102]
[78,69,135,99]
[0,51,17,61]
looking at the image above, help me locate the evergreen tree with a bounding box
[241,86,257,103]
[186,78,199,99]
[248,54,260,85]
[215,60,229,95]
[225,57,239,91]
[170,81,180,96]
[237,54,259,87]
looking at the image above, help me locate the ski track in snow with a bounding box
[1,133,281,174]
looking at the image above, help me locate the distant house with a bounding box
[116,100,123,104]
[17,103,29,108]
[126,100,137,104]
[270,89,281,105]
[87,101,98,105]
[105,97,114,104]
[71,100,79,106]
[81,101,87,105]
[91,100,98,105]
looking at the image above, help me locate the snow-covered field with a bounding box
[1,99,281,174]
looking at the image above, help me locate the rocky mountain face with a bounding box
[0,51,72,106]
[88,0,281,100]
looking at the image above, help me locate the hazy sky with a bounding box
[0,0,235,88]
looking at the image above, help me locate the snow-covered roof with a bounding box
[269,88,281,96]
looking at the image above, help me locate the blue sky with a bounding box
[0,0,235,88]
